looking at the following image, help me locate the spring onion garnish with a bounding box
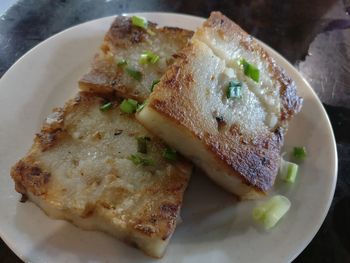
[279,158,299,183]
[100,102,112,112]
[128,154,154,166]
[136,100,147,112]
[226,80,242,99]
[131,16,148,29]
[126,67,142,81]
[240,59,260,82]
[139,51,160,65]
[117,59,127,66]
[151,79,160,92]
[146,29,156,36]
[252,195,291,229]
[293,146,307,161]
[163,147,177,161]
[120,99,138,114]
[137,136,151,154]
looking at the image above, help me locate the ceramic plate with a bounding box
[0,12,337,263]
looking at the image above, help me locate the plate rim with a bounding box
[0,11,338,263]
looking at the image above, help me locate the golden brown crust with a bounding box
[11,159,50,196]
[10,92,192,257]
[128,163,190,240]
[79,16,193,101]
[204,127,283,192]
[105,16,156,47]
[145,12,303,193]
[151,87,282,192]
[34,93,117,151]
[148,43,207,132]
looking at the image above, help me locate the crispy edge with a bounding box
[79,16,193,100]
[151,100,282,192]
[105,16,156,48]
[147,41,282,192]
[129,156,192,240]
[11,159,50,197]
[146,13,303,192]
[104,16,193,50]
[11,91,192,244]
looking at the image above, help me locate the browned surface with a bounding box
[10,93,107,196]
[11,160,50,196]
[10,92,192,257]
[79,16,193,101]
[146,12,302,193]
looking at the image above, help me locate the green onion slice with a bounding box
[151,79,160,92]
[126,67,142,81]
[240,59,260,82]
[120,99,138,114]
[146,29,156,36]
[136,100,147,112]
[252,195,291,229]
[128,154,154,166]
[131,16,148,29]
[163,147,177,161]
[226,80,242,99]
[100,102,112,112]
[279,157,299,184]
[139,51,160,65]
[137,136,151,154]
[293,146,307,161]
[117,59,127,66]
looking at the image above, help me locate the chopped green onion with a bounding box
[163,147,177,161]
[139,51,160,65]
[136,100,147,112]
[126,67,142,81]
[131,16,148,29]
[240,59,260,82]
[117,59,127,66]
[100,102,112,112]
[279,158,299,183]
[226,80,242,99]
[120,99,138,114]
[293,146,307,161]
[139,54,148,65]
[128,154,154,166]
[252,195,291,229]
[146,29,156,36]
[137,136,151,154]
[151,79,160,92]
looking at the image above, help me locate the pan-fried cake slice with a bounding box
[11,93,192,258]
[79,16,193,101]
[137,12,302,199]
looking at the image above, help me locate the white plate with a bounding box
[0,12,337,263]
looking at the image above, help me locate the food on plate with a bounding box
[11,92,192,258]
[279,157,299,184]
[10,11,304,258]
[278,146,307,184]
[252,195,291,229]
[79,16,193,101]
[10,15,194,258]
[137,11,303,200]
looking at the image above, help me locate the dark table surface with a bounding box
[1,0,349,262]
